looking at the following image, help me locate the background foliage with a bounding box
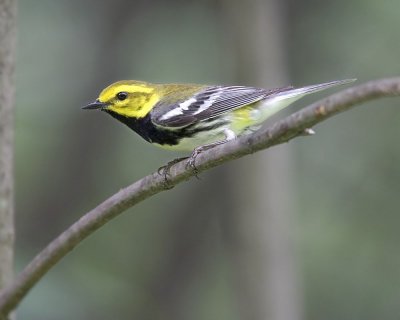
[15,0,400,319]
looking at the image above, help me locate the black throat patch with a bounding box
[104,110,185,146]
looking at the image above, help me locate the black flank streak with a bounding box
[104,110,227,146]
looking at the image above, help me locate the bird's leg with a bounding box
[187,144,220,177]
[187,129,236,173]
[158,157,189,187]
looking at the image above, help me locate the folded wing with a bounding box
[151,85,292,128]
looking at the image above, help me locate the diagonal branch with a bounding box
[0,77,400,316]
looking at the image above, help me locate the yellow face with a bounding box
[98,80,160,118]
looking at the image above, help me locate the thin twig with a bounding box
[0,78,399,316]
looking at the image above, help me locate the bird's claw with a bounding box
[158,157,188,187]
[158,146,208,183]
[186,147,203,178]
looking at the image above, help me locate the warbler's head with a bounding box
[83,80,160,118]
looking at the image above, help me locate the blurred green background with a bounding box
[14,0,400,319]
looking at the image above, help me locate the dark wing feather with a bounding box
[151,85,291,128]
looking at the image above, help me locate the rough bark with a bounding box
[0,0,16,295]
[0,1,17,319]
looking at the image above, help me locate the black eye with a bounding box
[116,92,128,101]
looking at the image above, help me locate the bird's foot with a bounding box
[158,157,188,187]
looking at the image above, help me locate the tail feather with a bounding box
[257,79,356,122]
[273,78,356,100]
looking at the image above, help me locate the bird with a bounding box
[83,78,354,168]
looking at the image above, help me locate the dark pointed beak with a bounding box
[82,99,108,110]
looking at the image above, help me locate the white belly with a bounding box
[153,94,304,151]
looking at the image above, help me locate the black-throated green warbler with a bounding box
[83,79,354,162]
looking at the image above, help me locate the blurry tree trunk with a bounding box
[26,0,138,242]
[221,0,302,319]
[0,0,17,318]
[135,173,224,320]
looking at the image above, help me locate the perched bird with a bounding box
[83,79,354,166]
